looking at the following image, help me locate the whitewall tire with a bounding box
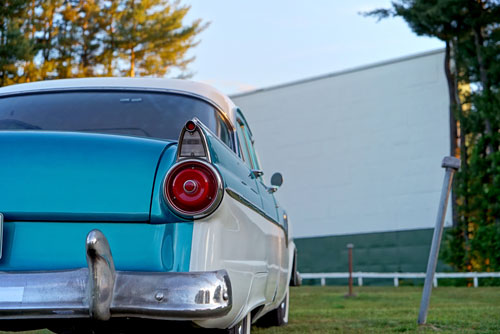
[256,286,289,327]
[227,312,251,334]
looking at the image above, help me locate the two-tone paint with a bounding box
[0,78,295,330]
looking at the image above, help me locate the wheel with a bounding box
[256,287,289,327]
[227,312,251,334]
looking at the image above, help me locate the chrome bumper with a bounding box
[0,230,231,321]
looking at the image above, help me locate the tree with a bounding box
[115,0,205,77]
[66,0,105,77]
[0,0,206,85]
[99,0,120,76]
[364,0,500,274]
[36,0,66,80]
[0,0,33,86]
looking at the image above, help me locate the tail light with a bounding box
[163,159,223,219]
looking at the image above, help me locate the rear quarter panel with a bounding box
[189,130,290,329]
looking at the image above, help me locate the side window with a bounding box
[236,119,253,168]
[216,114,233,150]
[242,124,260,170]
[237,118,261,170]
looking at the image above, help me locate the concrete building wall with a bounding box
[231,50,451,239]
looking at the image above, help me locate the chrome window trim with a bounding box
[0,87,238,153]
[234,108,262,172]
[239,120,257,169]
[236,119,255,169]
[188,116,248,167]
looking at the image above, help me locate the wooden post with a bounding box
[345,243,356,297]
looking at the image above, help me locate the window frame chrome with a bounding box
[0,87,239,155]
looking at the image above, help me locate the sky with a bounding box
[181,1,445,95]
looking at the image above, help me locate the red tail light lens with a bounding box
[164,160,223,218]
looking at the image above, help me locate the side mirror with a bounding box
[268,173,283,193]
[270,172,283,187]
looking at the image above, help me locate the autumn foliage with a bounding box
[0,0,206,86]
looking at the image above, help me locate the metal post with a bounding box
[345,243,355,297]
[418,156,460,325]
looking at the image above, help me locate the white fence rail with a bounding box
[301,272,500,288]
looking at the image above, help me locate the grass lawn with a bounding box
[253,286,500,334]
[1,286,499,333]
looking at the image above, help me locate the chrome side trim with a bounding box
[0,213,3,260]
[0,230,232,321]
[225,188,288,241]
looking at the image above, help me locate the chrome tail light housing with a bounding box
[164,119,224,219]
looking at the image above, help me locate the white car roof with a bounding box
[0,77,237,124]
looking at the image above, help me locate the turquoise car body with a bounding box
[0,129,287,271]
[0,131,194,272]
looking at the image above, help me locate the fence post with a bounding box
[473,277,478,288]
[320,278,326,286]
[394,277,399,287]
[358,277,363,287]
[418,156,460,325]
[345,243,355,297]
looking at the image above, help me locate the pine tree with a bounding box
[0,0,33,86]
[364,0,500,275]
[100,0,120,76]
[114,0,206,77]
[36,0,65,80]
[19,0,41,83]
[72,0,105,77]
[0,0,206,85]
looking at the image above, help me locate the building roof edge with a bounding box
[230,48,445,99]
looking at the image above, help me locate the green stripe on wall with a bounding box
[295,228,449,275]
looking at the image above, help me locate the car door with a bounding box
[236,110,283,302]
[236,116,278,221]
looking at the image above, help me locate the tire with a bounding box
[226,312,251,334]
[256,287,289,327]
[290,249,302,287]
[276,288,289,326]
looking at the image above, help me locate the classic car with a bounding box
[0,78,299,333]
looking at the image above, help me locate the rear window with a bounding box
[0,90,232,145]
